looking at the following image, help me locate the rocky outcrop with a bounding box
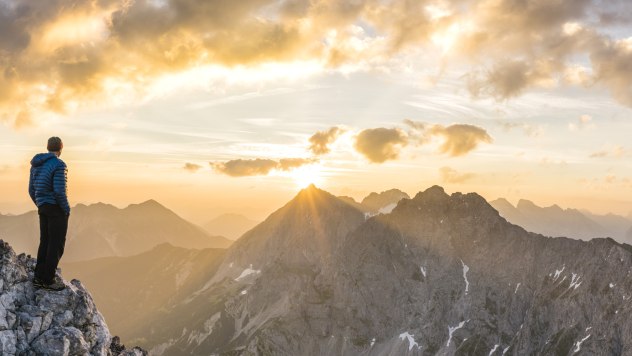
[0,239,146,355]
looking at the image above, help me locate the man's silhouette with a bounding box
[28,137,70,291]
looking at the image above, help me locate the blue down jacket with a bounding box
[28,153,70,215]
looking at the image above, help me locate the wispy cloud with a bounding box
[497,121,543,137]
[590,145,626,158]
[439,166,476,183]
[568,114,595,131]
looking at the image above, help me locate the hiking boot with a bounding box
[40,277,66,291]
[32,277,45,288]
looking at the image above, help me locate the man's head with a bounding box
[47,137,63,156]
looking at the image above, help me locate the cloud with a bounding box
[278,158,317,170]
[354,127,408,163]
[497,121,543,137]
[439,167,476,184]
[3,0,632,127]
[211,157,315,177]
[351,121,493,162]
[427,124,493,157]
[308,126,344,155]
[568,114,595,131]
[590,145,626,158]
[184,163,202,172]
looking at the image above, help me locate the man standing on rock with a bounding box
[28,137,70,291]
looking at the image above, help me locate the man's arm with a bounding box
[28,167,36,205]
[53,163,71,215]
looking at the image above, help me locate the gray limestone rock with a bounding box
[0,240,146,355]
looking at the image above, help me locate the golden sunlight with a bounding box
[288,164,325,189]
[38,13,109,52]
[430,22,469,55]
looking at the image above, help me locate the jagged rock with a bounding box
[0,239,146,355]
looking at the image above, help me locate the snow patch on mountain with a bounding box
[235,265,261,281]
[447,320,468,347]
[461,260,470,295]
[398,332,419,351]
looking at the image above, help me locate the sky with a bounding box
[1,0,631,223]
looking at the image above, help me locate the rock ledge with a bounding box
[0,239,146,355]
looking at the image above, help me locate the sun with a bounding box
[289,164,325,189]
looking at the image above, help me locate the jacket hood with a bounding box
[31,153,57,167]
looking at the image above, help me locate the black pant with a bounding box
[35,204,68,284]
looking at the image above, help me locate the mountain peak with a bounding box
[517,199,538,210]
[360,188,410,213]
[404,186,498,224]
[297,183,322,196]
[292,184,339,205]
[126,199,168,212]
[491,197,514,207]
[139,199,162,207]
[413,185,449,202]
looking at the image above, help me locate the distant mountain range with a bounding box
[0,200,231,261]
[203,213,260,240]
[61,243,226,347]
[69,185,632,355]
[490,198,632,244]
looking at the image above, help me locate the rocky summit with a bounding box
[146,185,632,355]
[0,239,145,356]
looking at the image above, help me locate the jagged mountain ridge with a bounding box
[0,200,231,262]
[147,185,632,355]
[490,197,632,244]
[0,240,145,355]
[338,188,410,214]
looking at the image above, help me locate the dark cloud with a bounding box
[183,162,202,172]
[278,158,316,170]
[211,157,315,177]
[308,126,343,155]
[404,120,493,156]
[2,0,632,127]
[428,124,493,157]
[439,166,476,183]
[354,127,408,163]
[589,38,632,107]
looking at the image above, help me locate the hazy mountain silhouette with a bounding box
[0,200,231,261]
[61,243,226,348]
[203,213,259,240]
[129,185,632,355]
[490,198,632,243]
